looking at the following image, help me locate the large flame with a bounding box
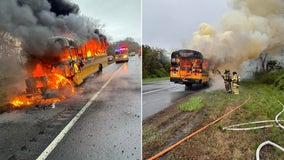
[11,95,60,107]
[11,63,75,108]
[11,72,75,108]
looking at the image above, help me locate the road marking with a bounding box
[143,88,166,95]
[36,65,123,160]
[142,86,181,95]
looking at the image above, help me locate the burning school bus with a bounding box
[170,49,209,88]
[11,36,108,107]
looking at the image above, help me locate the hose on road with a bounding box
[147,94,251,160]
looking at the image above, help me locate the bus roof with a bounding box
[171,49,203,59]
[48,36,78,48]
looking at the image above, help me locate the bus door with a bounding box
[170,56,180,78]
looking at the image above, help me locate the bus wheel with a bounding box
[203,82,209,88]
[98,64,103,73]
[185,83,192,90]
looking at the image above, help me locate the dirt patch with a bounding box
[143,93,209,159]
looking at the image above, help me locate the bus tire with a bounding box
[98,64,103,73]
[203,82,209,88]
[185,83,192,90]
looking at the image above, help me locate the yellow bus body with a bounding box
[72,55,108,85]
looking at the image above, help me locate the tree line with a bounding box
[107,37,141,55]
[142,45,170,79]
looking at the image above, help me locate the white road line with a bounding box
[142,86,180,95]
[36,65,123,160]
[142,88,166,95]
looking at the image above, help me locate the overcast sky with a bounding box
[73,0,141,43]
[143,0,229,51]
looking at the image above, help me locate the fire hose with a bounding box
[147,95,251,160]
[222,100,284,160]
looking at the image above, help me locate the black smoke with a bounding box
[47,0,79,16]
[0,0,105,57]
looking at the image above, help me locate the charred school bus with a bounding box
[170,49,209,88]
[24,36,108,97]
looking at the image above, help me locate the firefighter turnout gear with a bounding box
[223,69,232,93]
[232,72,239,95]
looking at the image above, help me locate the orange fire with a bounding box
[11,95,61,108]
[11,64,75,108]
[33,64,46,77]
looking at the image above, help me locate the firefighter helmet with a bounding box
[224,69,230,73]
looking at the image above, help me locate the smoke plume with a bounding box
[190,0,284,70]
[0,0,104,57]
[47,0,79,16]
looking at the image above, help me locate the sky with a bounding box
[73,0,141,43]
[143,0,229,51]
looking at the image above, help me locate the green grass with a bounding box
[180,81,284,119]
[179,96,203,111]
[142,77,169,83]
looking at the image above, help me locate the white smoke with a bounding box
[190,0,284,71]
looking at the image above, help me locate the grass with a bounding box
[142,77,169,83]
[179,96,203,111]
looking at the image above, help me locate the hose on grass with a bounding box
[256,141,284,160]
[222,99,284,160]
[222,100,284,131]
[275,100,284,129]
[222,120,284,131]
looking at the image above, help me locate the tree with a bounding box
[142,45,170,78]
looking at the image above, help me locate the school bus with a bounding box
[24,36,108,96]
[170,49,209,88]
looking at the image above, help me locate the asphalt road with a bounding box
[0,55,141,160]
[142,81,197,120]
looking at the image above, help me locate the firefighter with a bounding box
[232,71,239,94]
[223,69,232,93]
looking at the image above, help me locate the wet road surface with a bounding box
[0,56,141,160]
[143,81,195,120]
[47,56,141,160]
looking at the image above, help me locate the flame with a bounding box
[36,81,45,88]
[50,74,75,93]
[11,95,60,108]
[87,50,92,57]
[11,95,34,107]
[11,66,75,108]
[33,64,46,77]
